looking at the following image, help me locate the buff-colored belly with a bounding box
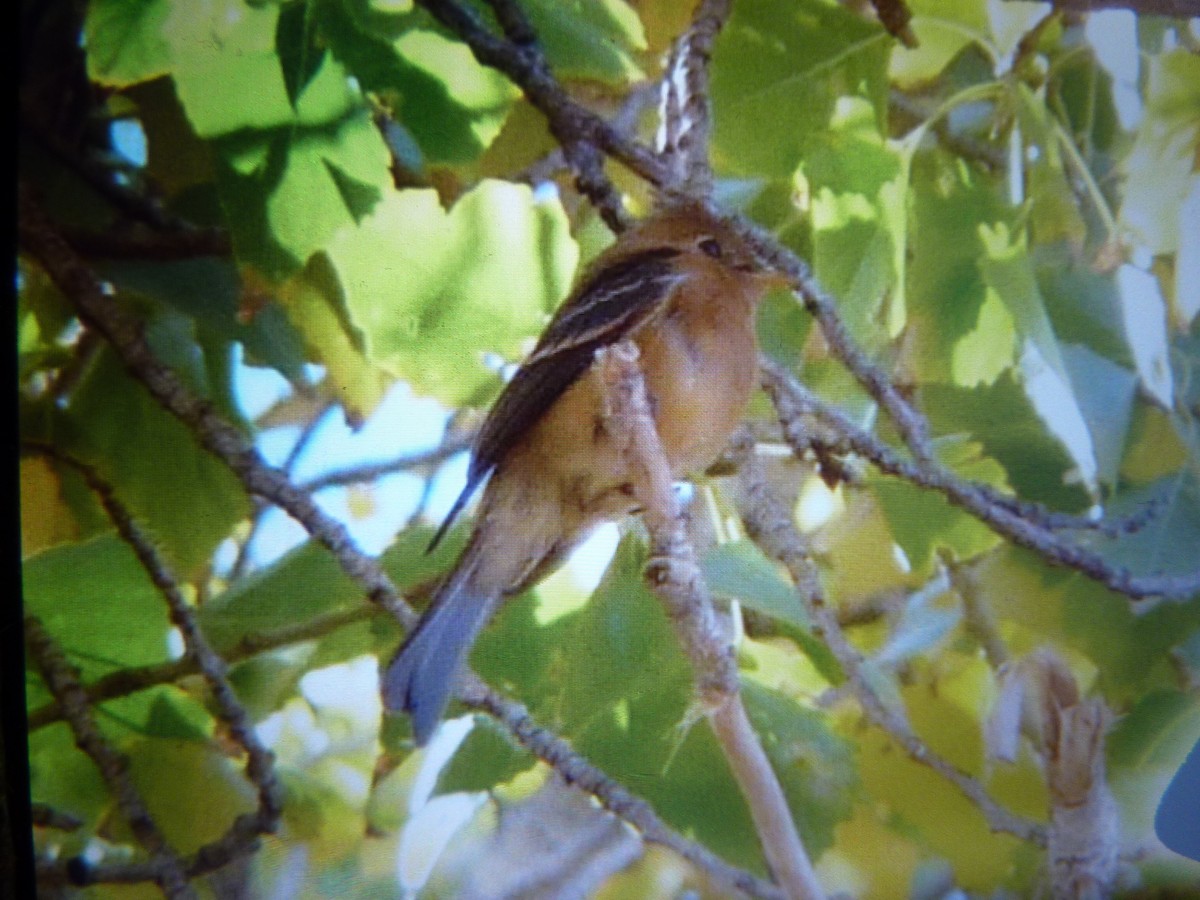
[518,302,757,518]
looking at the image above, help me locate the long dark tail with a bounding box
[382,559,499,745]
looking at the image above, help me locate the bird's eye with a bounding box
[698,238,723,259]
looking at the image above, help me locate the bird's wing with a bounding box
[427,246,686,551]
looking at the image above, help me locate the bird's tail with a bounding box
[382,557,500,745]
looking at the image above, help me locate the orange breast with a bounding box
[508,265,760,519]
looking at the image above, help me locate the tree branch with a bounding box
[760,356,1200,601]
[731,434,1048,847]
[415,0,658,230]
[597,343,826,900]
[25,616,198,899]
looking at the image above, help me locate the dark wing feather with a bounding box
[427,247,685,551]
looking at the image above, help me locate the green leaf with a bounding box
[23,534,174,684]
[1060,343,1136,489]
[436,715,534,795]
[876,582,961,666]
[203,526,453,651]
[166,0,369,139]
[1054,566,1200,703]
[213,109,393,276]
[803,98,906,346]
[1079,470,1200,586]
[906,149,1014,384]
[279,255,392,421]
[123,738,258,852]
[277,0,327,109]
[1121,50,1200,255]
[319,2,517,165]
[923,372,1090,512]
[1109,689,1200,770]
[28,726,111,831]
[96,257,309,385]
[888,0,989,87]
[325,181,578,405]
[743,682,858,856]
[84,0,173,87]
[711,0,889,178]
[702,539,809,628]
[483,536,767,870]
[519,0,646,84]
[951,285,1016,387]
[1115,263,1174,410]
[1014,84,1087,248]
[391,29,520,159]
[870,435,1008,573]
[59,347,250,575]
[167,2,311,137]
[201,543,367,650]
[1034,245,1130,367]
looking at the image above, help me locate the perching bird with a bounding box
[382,201,785,744]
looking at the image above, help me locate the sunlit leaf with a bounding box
[805,98,905,346]
[1120,50,1200,254]
[906,148,1013,384]
[325,181,577,405]
[1115,263,1174,409]
[84,0,173,87]
[520,0,647,84]
[711,0,889,178]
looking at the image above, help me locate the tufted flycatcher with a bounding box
[382,201,784,744]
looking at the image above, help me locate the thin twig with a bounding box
[414,0,670,228]
[298,435,473,492]
[231,400,338,579]
[731,436,1048,846]
[68,453,283,829]
[30,804,84,832]
[458,671,786,900]
[760,357,1200,601]
[597,342,826,900]
[25,616,198,899]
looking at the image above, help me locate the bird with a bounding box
[381,200,786,744]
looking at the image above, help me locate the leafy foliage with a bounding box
[18,0,1200,897]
